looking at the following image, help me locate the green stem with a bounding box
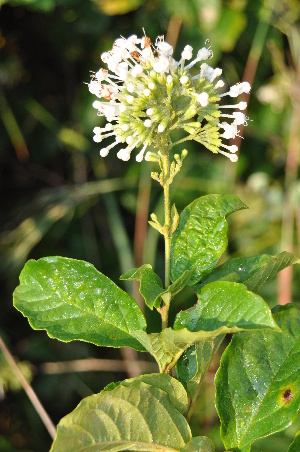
[162,152,171,289]
[158,151,171,331]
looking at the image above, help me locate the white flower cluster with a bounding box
[89,34,251,162]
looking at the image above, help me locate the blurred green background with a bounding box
[0,0,299,450]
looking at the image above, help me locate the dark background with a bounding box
[0,0,299,450]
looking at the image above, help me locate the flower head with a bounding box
[88,34,250,162]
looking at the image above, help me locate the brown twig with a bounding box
[165,16,182,50]
[0,336,56,440]
[40,357,157,374]
[278,69,300,304]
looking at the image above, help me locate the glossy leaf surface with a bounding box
[13,257,147,351]
[134,285,277,374]
[50,373,214,451]
[174,281,279,333]
[215,305,300,452]
[170,194,247,285]
[194,251,300,292]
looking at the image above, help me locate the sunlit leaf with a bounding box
[194,251,300,293]
[133,281,278,373]
[13,257,147,351]
[170,194,247,285]
[121,265,193,309]
[120,264,163,309]
[174,281,279,333]
[50,373,214,451]
[215,305,300,452]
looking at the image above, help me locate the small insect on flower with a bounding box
[88,33,251,162]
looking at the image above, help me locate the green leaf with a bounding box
[176,337,224,399]
[194,251,300,292]
[167,270,194,297]
[121,265,193,310]
[133,281,278,373]
[13,257,147,351]
[133,329,231,373]
[174,281,279,333]
[215,304,300,452]
[120,264,163,309]
[288,431,300,452]
[170,194,247,285]
[181,436,215,451]
[50,373,213,451]
[106,373,188,414]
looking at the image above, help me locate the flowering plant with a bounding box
[13,34,300,452]
[89,34,250,163]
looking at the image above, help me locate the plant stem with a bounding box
[162,152,171,289]
[157,151,172,332]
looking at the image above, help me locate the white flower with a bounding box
[153,55,171,73]
[218,122,238,139]
[180,75,189,85]
[181,45,193,60]
[220,82,251,98]
[156,40,173,56]
[193,92,209,107]
[88,34,251,162]
[197,47,212,60]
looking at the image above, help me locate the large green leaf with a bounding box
[288,431,300,452]
[174,281,279,333]
[133,281,277,372]
[194,251,300,292]
[13,257,147,351]
[170,194,247,285]
[50,373,214,452]
[215,304,300,452]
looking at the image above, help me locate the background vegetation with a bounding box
[0,0,299,450]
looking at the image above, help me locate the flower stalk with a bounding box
[162,152,171,289]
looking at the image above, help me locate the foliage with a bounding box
[1,0,300,451]
[12,190,300,450]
